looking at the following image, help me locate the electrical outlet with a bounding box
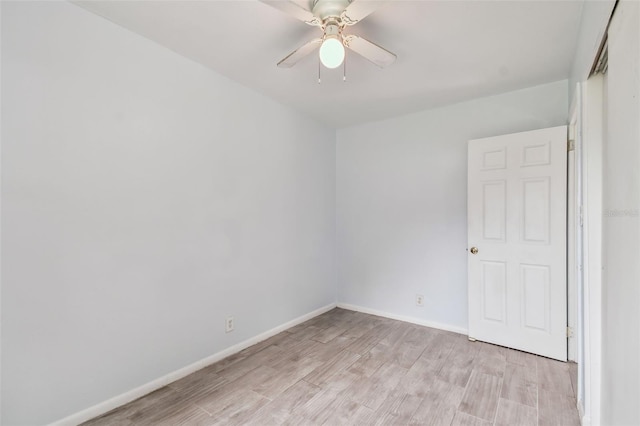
[225,316,234,333]
[416,294,424,307]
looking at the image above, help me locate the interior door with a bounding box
[467,126,567,361]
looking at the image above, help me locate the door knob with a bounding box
[470,247,479,255]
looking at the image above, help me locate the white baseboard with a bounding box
[578,399,590,426]
[337,303,468,335]
[50,303,337,426]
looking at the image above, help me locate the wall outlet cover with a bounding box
[225,317,234,333]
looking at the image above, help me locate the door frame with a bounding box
[569,74,605,425]
[567,112,577,364]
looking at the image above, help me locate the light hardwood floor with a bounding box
[83,308,580,426]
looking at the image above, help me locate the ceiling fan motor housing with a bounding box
[312,0,351,21]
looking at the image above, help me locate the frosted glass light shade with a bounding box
[319,37,345,69]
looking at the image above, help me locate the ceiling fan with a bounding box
[260,0,396,70]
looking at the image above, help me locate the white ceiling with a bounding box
[74,0,585,128]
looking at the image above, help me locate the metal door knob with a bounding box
[470,247,479,255]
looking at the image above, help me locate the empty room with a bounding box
[1,0,639,425]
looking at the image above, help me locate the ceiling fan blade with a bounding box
[260,0,321,26]
[343,34,396,68]
[341,0,387,25]
[277,38,323,68]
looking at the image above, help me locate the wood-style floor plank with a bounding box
[244,380,321,425]
[538,389,581,426]
[537,356,574,397]
[458,370,502,422]
[127,389,204,426]
[505,348,538,370]
[395,357,439,398]
[473,342,507,378]
[285,388,345,425]
[500,362,537,407]
[252,356,323,399]
[192,365,276,416]
[494,398,537,426]
[203,390,269,426]
[569,360,578,398]
[419,331,457,366]
[374,389,423,425]
[168,369,228,403]
[311,325,348,343]
[81,308,581,426]
[437,336,480,387]
[409,378,466,425]
[82,387,177,426]
[319,397,371,425]
[140,405,212,426]
[348,361,408,410]
[304,349,361,386]
[451,411,493,426]
[346,350,385,378]
[216,345,283,382]
[346,325,391,355]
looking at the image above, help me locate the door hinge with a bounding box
[566,326,575,338]
[567,139,575,152]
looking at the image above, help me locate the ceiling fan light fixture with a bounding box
[319,35,345,69]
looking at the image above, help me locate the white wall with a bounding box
[1,2,336,425]
[601,1,640,424]
[336,81,568,331]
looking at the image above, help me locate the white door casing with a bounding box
[468,126,568,361]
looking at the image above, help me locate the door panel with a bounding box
[522,177,550,243]
[482,261,507,323]
[521,263,550,332]
[468,126,567,361]
[482,181,506,241]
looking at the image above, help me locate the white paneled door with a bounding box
[468,126,567,361]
